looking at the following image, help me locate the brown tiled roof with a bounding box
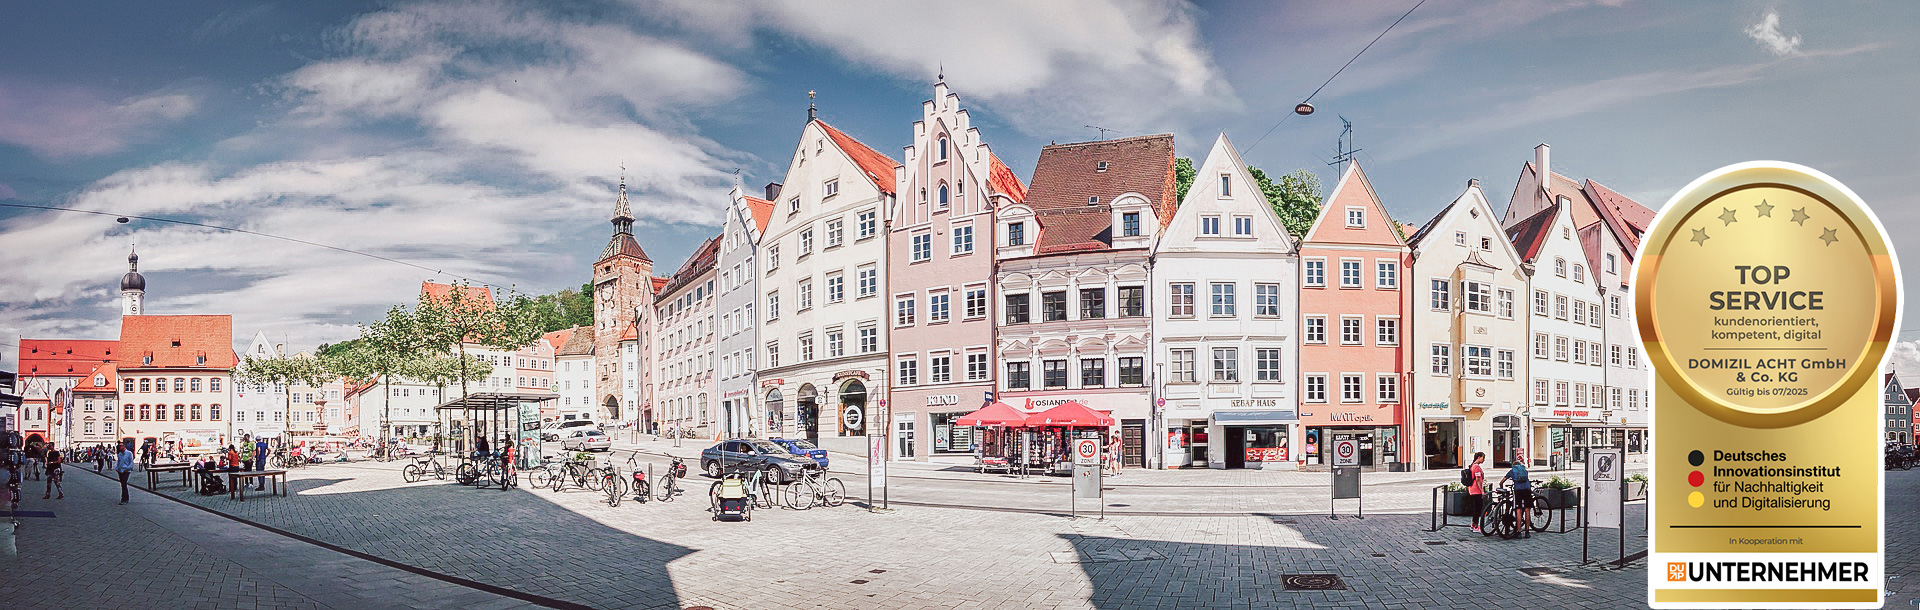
[119,315,237,369]
[817,120,901,196]
[557,327,595,356]
[987,153,1029,202]
[618,320,639,342]
[1026,134,1175,254]
[542,328,576,352]
[1584,179,1653,257]
[1577,222,1608,282]
[71,363,117,392]
[650,277,670,292]
[1505,202,1560,263]
[599,233,651,263]
[421,282,496,309]
[658,235,721,298]
[1905,388,1919,404]
[20,339,118,376]
[744,196,775,232]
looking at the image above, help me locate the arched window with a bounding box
[938,136,948,161]
[1554,258,1567,277]
[190,377,202,392]
[938,183,950,207]
[139,378,150,393]
[210,404,221,420]
[766,388,784,432]
[123,378,134,393]
[1572,265,1585,283]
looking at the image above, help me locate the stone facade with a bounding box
[592,179,655,427]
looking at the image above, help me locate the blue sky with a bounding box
[4,1,1919,371]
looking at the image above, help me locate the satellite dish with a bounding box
[1294,102,1316,116]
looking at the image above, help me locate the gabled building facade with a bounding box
[718,185,774,438]
[116,314,237,453]
[996,134,1175,470]
[554,327,596,422]
[758,112,899,454]
[1886,373,1911,444]
[654,235,722,438]
[1507,202,1607,468]
[69,363,120,445]
[887,80,1027,462]
[1408,180,1529,470]
[1153,134,1299,470]
[1298,162,1410,470]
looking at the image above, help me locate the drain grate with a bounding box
[1423,541,1447,546]
[1281,574,1347,591]
[850,579,869,585]
[868,569,886,574]
[1410,550,1427,554]
[1369,553,1386,558]
[1518,567,1564,576]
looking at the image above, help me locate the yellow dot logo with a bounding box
[1687,491,1705,508]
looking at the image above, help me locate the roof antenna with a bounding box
[1327,116,1361,174]
[1085,125,1116,141]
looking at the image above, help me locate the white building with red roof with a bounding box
[117,313,237,453]
[756,104,900,454]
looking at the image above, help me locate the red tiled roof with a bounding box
[650,277,670,292]
[119,315,237,370]
[71,363,118,392]
[817,120,901,196]
[1905,388,1919,404]
[1026,134,1176,254]
[987,153,1029,202]
[1505,202,1560,263]
[658,235,721,298]
[1584,179,1653,257]
[543,328,576,352]
[421,282,496,309]
[744,196,775,233]
[618,320,639,342]
[19,339,117,377]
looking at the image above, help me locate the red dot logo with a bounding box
[1688,471,1705,487]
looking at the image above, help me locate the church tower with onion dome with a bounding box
[121,246,146,316]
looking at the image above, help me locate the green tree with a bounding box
[324,305,435,453]
[413,281,545,449]
[1248,167,1323,240]
[1174,157,1197,202]
[234,353,335,450]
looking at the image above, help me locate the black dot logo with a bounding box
[1688,450,1705,467]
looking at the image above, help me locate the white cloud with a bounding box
[1888,340,1920,382]
[0,85,199,159]
[1745,10,1802,57]
[641,0,1237,135]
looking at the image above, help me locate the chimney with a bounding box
[764,182,784,201]
[1534,143,1551,210]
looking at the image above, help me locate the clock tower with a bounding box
[592,176,654,426]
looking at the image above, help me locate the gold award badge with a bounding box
[1639,162,1897,608]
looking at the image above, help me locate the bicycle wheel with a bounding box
[823,477,846,507]
[633,480,650,504]
[1481,500,1506,537]
[604,476,624,506]
[584,469,605,492]
[709,480,723,506]
[1528,502,1552,532]
[789,481,816,511]
[655,475,675,502]
[455,463,478,485]
[402,464,423,483]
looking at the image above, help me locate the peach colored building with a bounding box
[1298,163,1410,470]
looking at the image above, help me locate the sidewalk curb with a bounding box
[80,466,591,610]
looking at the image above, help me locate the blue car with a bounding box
[768,438,828,470]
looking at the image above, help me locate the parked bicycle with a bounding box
[401,453,452,483]
[618,454,651,506]
[785,468,846,510]
[654,456,686,502]
[1886,444,1915,470]
[1480,479,1549,539]
[530,453,595,492]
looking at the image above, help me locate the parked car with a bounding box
[767,437,828,470]
[560,428,611,452]
[700,439,819,484]
[543,420,598,442]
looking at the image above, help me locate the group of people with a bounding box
[14,440,67,500]
[1464,449,1535,538]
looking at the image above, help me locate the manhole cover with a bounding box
[1281,574,1347,591]
[1518,567,1564,576]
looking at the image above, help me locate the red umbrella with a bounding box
[1024,401,1115,428]
[955,402,1028,427]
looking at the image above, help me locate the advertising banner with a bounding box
[1639,162,1896,608]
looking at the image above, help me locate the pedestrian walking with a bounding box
[1467,452,1487,533]
[116,441,136,504]
[253,437,270,491]
[43,447,64,499]
[500,440,515,492]
[1502,449,1532,539]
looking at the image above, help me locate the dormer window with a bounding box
[1088,196,1100,205]
[1096,161,1109,172]
[95,375,105,386]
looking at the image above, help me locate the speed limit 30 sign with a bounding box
[1073,437,1100,466]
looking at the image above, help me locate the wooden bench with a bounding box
[227,470,289,501]
[145,463,193,490]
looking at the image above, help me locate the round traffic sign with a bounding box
[1078,441,1097,459]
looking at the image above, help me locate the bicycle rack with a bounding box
[1429,485,1473,531]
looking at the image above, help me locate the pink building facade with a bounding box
[1298,163,1412,470]
[885,80,1027,461]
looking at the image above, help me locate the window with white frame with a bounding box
[826,218,843,248]
[1533,290,1548,316]
[858,209,877,240]
[897,357,918,385]
[966,352,988,381]
[1464,345,1494,378]
[952,224,974,255]
[1430,279,1451,311]
[1554,295,1568,319]
[1340,260,1362,288]
[858,265,877,298]
[1376,261,1397,289]
[1464,280,1492,313]
[788,197,799,214]
[1555,381,1570,405]
[1606,253,1617,274]
[1345,207,1365,227]
[895,295,916,326]
[824,179,839,199]
[826,272,845,304]
[1200,215,1221,236]
[798,333,814,361]
[1306,375,1328,402]
[859,325,877,353]
[911,232,932,262]
[826,330,844,358]
[1455,230,1467,246]
[1376,317,1398,346]
[1532,379,1550,404]
[800,228,814,256]
[1007,222,1025,246]
[1430,344,1451,375]
[1572,299,1587,324]
[1210,283,1236,317]
[1497,349,1515,379]
[1170,349,1196,383]
[766,290,779,321]
[1256,348,1283,382]
[1610,344,1623,366]
[1342,374,1364,402]
[1305,316,1327,344]
[1555,257,1566,277]
[1572,383,1587,408]
[1589,303,1602,327]
[798,278,813,311]
[1341,316,1363,345]
[1233,216,1253,236]
[1611,387,1623,411]
[930,354,952,383]
[1304,259,1326,287]
[1534,333,1548,358]
[1220,174,1232,196]
[1497,289,1515,319]
[1627,346,1638,368]
[1169,283,1195,317]
[1573,264,1584,283]
[1555,336,1569,361]
[928,291,950,323]
[1255,283,1281,317]
[1211,348,1238,383]
[1378,375,1399,403]
[964,287,988,319]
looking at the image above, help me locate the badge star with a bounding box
[1691,227,1710,245]
[1718,208,1737,225]
[1791,207,1810,225]
[1819,228,1838,246]
[1754,200,1774,217]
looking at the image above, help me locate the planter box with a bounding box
[1540,488,1579,509]
[1443,491,1476,516]
[1627,480,1648,500]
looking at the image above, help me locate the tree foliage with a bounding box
[1174,157,1196,202]
[523,284,593,334]
[412,281,545,402]
[235,352,335,445]
[1247,167,1324,240]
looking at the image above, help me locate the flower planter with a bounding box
[1444,490,1476,516]
[1627,480,1647,500]
[1541,488,1579,509]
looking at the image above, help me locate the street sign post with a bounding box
[1330,435,1362,519]
[1072,433,1102,520]
[1585,446,1624,564]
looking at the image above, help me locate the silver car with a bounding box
[560,428,611,451]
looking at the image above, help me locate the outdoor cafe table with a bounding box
[145,462,192,490]
[227,470,289,501]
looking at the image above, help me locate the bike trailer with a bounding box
[714,478,750,522]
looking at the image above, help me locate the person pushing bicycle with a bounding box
[1502,449,1533,539]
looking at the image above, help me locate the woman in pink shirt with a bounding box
[1468,452,1487,533]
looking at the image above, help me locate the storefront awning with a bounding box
[1210,410,1298,426]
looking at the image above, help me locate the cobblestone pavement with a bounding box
[0,464,534,609]
[25,455,1920,609]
